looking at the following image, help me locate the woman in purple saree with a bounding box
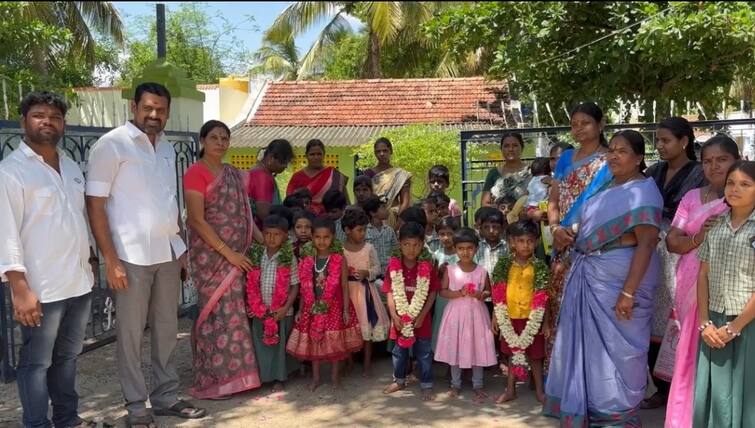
[544,130,663,427]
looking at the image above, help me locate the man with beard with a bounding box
[86,83,205,428]
[0,92,95,427]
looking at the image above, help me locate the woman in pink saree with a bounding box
[184,120,263,399]
[664,135,740,427]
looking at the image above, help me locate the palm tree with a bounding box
[20,1,125,75]
[264,1,440,79]
[249,36,301,80]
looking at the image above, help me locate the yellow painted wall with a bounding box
[227,146,357,201]
[218,78,250,125]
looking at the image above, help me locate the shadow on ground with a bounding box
[0,318,665,427]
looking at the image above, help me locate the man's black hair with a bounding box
[134,82,171,105]
[19,91,68,117]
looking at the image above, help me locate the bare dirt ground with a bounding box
[0,318,665,427]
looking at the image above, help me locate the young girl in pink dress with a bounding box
[342,208,390,377]
[434,227,497,401]
[286,216,362,391]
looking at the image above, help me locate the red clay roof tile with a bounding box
[246,77,509,126]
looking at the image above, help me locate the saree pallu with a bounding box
[188,165,261,398]
[665,190,728,428]
[368,167,411,227]
[544,178,663,427]
[545,150,611,363]
[287,167,348,216]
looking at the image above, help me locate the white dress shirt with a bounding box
[86,121,186,266]
[0,142,93,303]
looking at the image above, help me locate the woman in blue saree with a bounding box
[544,130,664,427]
[545,103,613,362]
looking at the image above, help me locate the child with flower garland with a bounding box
[382,222,440,401]
[342,207,390,377]
[491,220,550,404]
[435,227,497,401]
[246,215,301,392]
[286,216,362,391]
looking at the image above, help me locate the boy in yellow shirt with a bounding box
[491,220,550,404]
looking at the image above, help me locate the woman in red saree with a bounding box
[286,139,349,216]
[184,120,262,399]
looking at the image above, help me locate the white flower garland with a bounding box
[391,263,431,338]
[494,302,546,371]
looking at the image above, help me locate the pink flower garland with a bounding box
[298,254,343,341]
[246,265,290,345]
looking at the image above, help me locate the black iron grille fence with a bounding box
[459,118,755,226]
[0,121,198,382]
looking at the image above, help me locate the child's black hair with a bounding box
[341,206,369,230]
[398,221,425,241]
[428,190,450,206]
[726,160,755,185]
[292,187,312,200]
[269,205,294,229]
[292,209,315,226]
[453,227,479,247]
[283,194,304,210]
[481,209,505,226]
[311,215,336,234]
[474,206,498,225]
[322,189,347,212]
[399,206,427,229]
[263,214,289,232]
[353,175,373,191]
[417,197,437,208]
[507,220,540,239]
[362,195,383,216]
[530,157,552,176]
[436,216,459,232]
[428,165,450,184]
[550,141,575,155]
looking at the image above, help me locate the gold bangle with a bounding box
[216,241,227,252]
[691,233,699,246]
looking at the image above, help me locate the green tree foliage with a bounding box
[429,1,755,121]
[263,2,448,79]
[249,36,301,80]
[353,124,486,201]
[321,34,366,79]
[119,3,256,85]
[321,31,450,80]
[0,2,121,119]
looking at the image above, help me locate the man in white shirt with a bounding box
[86,83,205,426]
[0,92,94,428]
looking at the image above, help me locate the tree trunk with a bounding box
[362,29,382,78]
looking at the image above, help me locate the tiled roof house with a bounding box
[231,77,511,148]
[227,77,512,173]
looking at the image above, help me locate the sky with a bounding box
[112,2,361,76]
